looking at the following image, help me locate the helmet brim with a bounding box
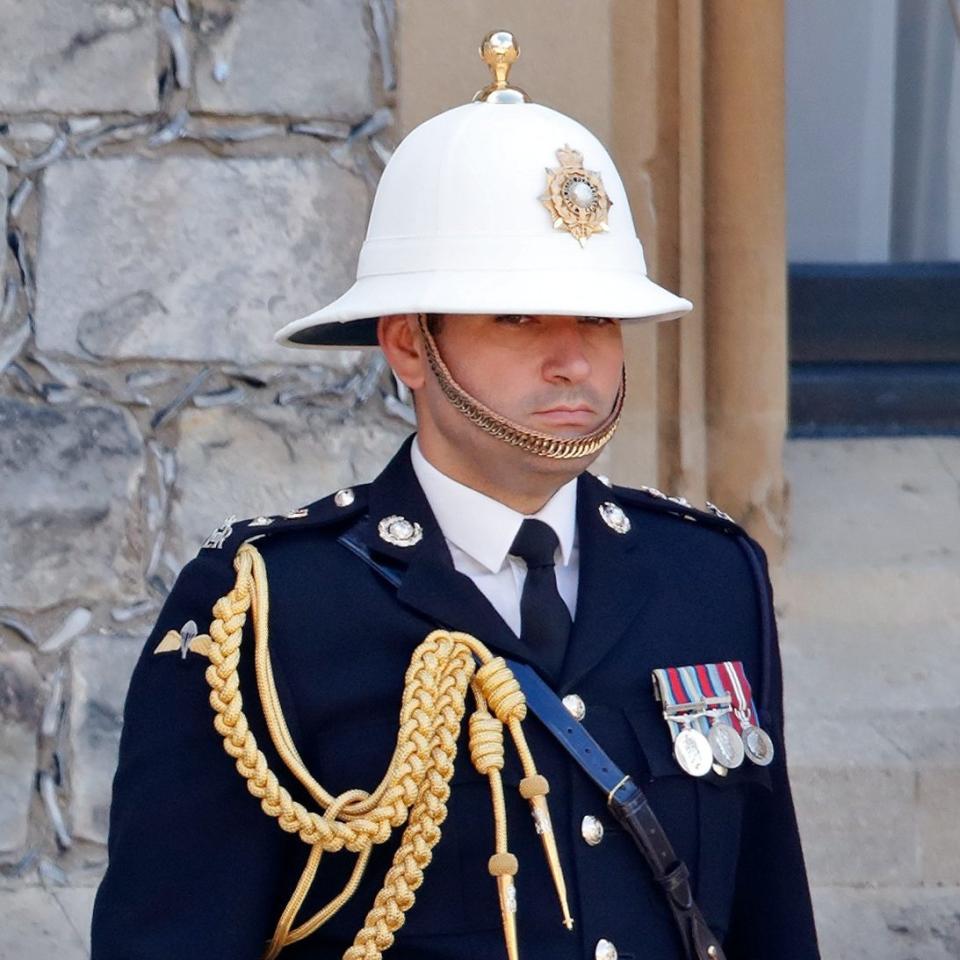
[275,269,693,348]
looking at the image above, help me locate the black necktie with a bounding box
[509,518,572,683]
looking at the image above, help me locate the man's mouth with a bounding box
[531,405,597,427]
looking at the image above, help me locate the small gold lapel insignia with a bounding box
[599,501,630,534]
[378,514,423,547]
[202,515,236,549]
[285,507,309,519]
[248,516,274,527]
[540,145,612,247]
[153,619,212,658]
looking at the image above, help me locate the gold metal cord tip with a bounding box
[496,874,519,960]
[527,794,573,931]
[473,30,531,103]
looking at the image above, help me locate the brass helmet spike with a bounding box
[473,30,531,103]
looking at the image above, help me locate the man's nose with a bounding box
[542,322,592,383]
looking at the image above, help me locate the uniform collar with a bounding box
[410,436,577,573]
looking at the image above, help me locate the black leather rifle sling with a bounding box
[338,526,730,960]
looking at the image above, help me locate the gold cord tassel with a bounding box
[474,658,574,931]
[201,543,573,960]
[469,696,519,960]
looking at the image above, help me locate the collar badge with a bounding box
[599,501,630,534]
[378,514,423,547]
[540,145,612,247]
[202,515,236,549]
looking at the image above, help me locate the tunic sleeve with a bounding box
[90,551,290,960]
[723,536,822,959]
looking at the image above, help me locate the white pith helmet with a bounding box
[275,30,692,349]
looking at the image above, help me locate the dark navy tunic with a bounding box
[91,437,820,959]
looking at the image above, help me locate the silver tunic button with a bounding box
[562,693,586,721]
[595,938,618,960]
[581,814,604,846]
[334,488,355,508]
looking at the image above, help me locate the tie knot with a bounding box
[509,518,560,569]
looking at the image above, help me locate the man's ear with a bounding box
[377,314,427,391]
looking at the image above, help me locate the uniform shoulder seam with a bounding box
[197,483,371,554]
[611,482,745,535]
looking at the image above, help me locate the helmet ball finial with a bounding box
[474,30,530,104]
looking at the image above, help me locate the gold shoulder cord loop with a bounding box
[203,541,572,960]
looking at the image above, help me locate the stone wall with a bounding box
[0,2,410,953]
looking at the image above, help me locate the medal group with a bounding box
[652,661,775,777]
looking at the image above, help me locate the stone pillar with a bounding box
[703,1,788,555]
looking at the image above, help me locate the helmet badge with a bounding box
[540,145,612,247]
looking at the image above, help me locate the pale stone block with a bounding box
[811,886,960,960]
[34,156,369,366]
[194,0,376,120]
[168,405,411,561]
[69,635,142,844]
[51,886,96,956]
[776,567,960,629]
[789,717,918,886]
[0,651,42,856]
[780,625,960,716]
[0,399,143,609]
[918,763,960,885]
[0,0,158,113]
[783,438,960,572]
[0,886,88,960]
[794,762,918,886]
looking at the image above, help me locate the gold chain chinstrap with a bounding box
[203,542,572,960]
[416,313,624,461]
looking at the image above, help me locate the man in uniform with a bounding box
[92,32,820,960]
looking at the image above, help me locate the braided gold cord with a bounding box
[202,543,571,960]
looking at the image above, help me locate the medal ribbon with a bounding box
[676,666,711,737]
[714,660,760,732]
[652,667,682,741]
[695,663,736,733]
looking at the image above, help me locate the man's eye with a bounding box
[494,314,535,325]
[580,315,616,326]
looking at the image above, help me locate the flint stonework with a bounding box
[0,399,143,610]
[0,166,7,281]
[34,156,369,366]
[194,0,376,120]
[0,0,158,113]
[0,651,42,856]
[69,635,143,845]
[168,405,410,562]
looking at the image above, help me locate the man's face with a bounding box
[432,313,623,437]
[379,312,624,490]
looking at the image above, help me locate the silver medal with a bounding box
[741,724,775,766]
[673,726,713,777]
[708,721,745,769]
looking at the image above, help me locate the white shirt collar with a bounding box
[410,436,577,575]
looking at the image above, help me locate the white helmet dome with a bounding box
[276,33,692,348]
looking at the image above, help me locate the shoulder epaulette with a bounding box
[198,484,370,555]
[608,479,746,537]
